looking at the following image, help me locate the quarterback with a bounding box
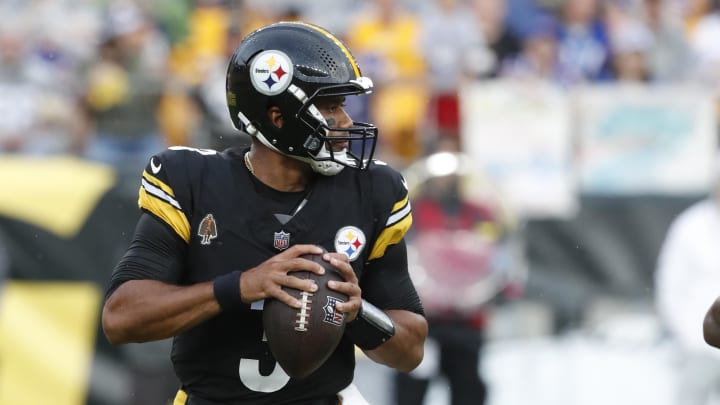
[101,22,428,405]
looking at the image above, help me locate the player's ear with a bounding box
[268,106,284,128]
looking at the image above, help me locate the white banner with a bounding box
[460,80,577,219]
[575,84,717,195]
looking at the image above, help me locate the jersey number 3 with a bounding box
[238,331,291,392]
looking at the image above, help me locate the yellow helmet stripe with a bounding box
[299,22,361,78]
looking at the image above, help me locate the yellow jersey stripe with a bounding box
[391,195,409,214]
[141,178,182,210]
[369,213,412,260]
[138,187,191,243]
[142,170,175,198]
[173,389,188,405]
[300,22,361,78]
[387,196,411,227]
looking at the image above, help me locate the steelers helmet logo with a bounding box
[250,50,294,96]
[334,226,366,262]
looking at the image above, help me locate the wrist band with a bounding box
[213,270,244,311]
[346,299,396,350]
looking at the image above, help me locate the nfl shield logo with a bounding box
[323,296,345,326]
[273,230,290,250]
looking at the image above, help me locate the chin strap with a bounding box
[309,144,346,175]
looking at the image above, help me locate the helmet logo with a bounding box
[250,50,294,96]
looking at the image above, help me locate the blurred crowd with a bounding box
[1,0,719,174]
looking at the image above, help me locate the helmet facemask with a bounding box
[296,81,377,175]
[238,79,378,176]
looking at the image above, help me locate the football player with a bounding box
[101,21,428,405]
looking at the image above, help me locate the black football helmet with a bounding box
[226,21,377,175]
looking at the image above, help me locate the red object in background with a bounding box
[428,93,460,138]
[409,197,508,321]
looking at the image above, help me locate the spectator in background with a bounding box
[395,139,522,405]
[0,23,41,153]
[685,0,720,86]
[684,0,718,32]
[500,12,573,86]
[188,21,251,152]
[471,0,522,79]
[158,0,246,151]
[656,156,720,405]
[641,0,693,82]
[81,0,170,175]
[0,21,84,155]
[419,0,487,142]
[555,0,614,83]
[504,0,547,39]
[609,20,654,82]
[345,0,428,166]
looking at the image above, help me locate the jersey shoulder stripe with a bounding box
[138,169,191,243]
[141,172,181,209]
[366,165,413,260]
[387,195,411,227]
[369,198,412,260]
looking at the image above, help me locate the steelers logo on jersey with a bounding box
[334,226,366,262]
[249,50,294,96]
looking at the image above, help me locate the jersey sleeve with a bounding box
[105,213,187,299]
[367,161,413,261]
[361,240,425,314]
[138,147,208,244]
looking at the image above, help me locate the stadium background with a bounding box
[1,0,719,404]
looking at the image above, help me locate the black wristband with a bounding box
[345,299,396,350]
[213,270,244,311]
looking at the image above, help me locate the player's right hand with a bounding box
[239,244,326,308]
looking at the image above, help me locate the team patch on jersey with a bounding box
[334,226,366,262]
[274,230,291,251]
[197,213,218,245]
[323,296,345,326]
[250,50,294,96]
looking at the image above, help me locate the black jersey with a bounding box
[126,146,420,404]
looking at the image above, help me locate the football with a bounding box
[263,251,348,379]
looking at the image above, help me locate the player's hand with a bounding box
[323,252,362,322]
[239,244,326,308]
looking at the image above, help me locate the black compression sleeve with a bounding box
[360,240,425,316]
[104,212,187,300]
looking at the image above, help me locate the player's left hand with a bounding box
[323,253,362,322]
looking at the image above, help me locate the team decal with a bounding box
[250,50,294,96]
[197,213,218,245]
[274,230,291,251]
[334,226,366,262]
[323,296,345,326]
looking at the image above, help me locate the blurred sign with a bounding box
[460,80,577,219]
[576,84,717,195]
[0,282,100,405]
